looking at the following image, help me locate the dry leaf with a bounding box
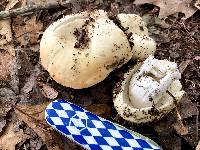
[15,102,64,150]
[180,95,199,119]
[0,120,31,150]
[0,19,15,55]
[27,0,60,5]
[30,44,40,52]
[158,134,182,150]
[153,111,176,134]
[0,118,6,133]
[195,0,200,10]
[19,0,27,7]
[39,82,58,99]
[0,87,16,130]
[85,104,112,119]
[134,0,197,19]
[0,51,14,81]
[196,141,200,150]
[13,15,43,46]
[179,60,191,74]
[5,0,19,10]
[172,119,189,135]
[0,88,15,112]
[21,65,40,94]
[9,55,20,93]
[194,56,200,60]
[172,107,189,136]
[0,19,12,45]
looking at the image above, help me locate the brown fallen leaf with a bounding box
[0,88,16,116]
[12,15,43,47]
[194,56,200,60]
[158,134,182,150]
[19,65,49,104]
[85,104,112,119]
[179,60,191,74]
[172,119,189,135]
[0,19,12,45]
[0,19,15,55]
[134,0,197,19]
[181,123,199,148]
[0,88,16,135]
[0,51,13,81]
[180,95,199,119]
[172,107,189,136]
[27,0,60,5]
[0,120,31,150]
[9,54,20,93]
[15,102,64,150]
[38,82,58,99]
[5,0,19,10]
[21,65,41,94]
[19,0,27,7]
[153,111,176,134]
[195,0,200,10]
[196,140,200,150]
[0,118,6,133]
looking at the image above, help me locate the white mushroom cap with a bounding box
[118,14,149,35]
[118,14,156,60]
[113,56,184,123]
[40,10,132,89]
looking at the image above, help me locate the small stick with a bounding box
[0,1,71,20]
[167,90,190,135]
[24,144,27,150]
[166,90,178,105]
[196,102,199,141]
[166,90,181,119]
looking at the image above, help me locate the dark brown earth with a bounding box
[73,19,91,49]
[0,0,199,150]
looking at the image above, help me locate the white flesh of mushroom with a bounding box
[113,55,184,123]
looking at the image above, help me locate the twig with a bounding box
[166,90,182,120]
[0,1,71,20]
[24,144,27,150]
[166,90,178,105]
[196,102,199,141]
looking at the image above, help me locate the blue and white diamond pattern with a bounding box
[45,100,161,150]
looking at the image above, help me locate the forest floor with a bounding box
[0,0,199,150]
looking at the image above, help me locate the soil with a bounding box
[73,19,91,49]
[0,0,199,150]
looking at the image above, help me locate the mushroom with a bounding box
[118,14,156,61]
[40,10,156,89]
[113,55,184,123]
[40,10,132,89]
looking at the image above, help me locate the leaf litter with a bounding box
[15,102,64,150]
[0,120,31,150]
[134,0,197,19]
[12,15,43,47]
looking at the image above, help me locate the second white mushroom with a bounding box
[113,55,184,123]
